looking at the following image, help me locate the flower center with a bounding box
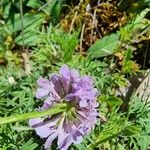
[63,101,77,121]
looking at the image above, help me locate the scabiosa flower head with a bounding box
[29,65,99,150]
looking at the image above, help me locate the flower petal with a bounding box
[50,74,64,97]
[60,65,71,81]
[79,98,88,107]
[29,118,53,138]
[70,69,80,82]
[79,76,93,90]
[58,135,72,150]
[72,130,83,144]
[44,132,58,149]
[29,118,43,127]
[37,77,51,89]
[35,125,52,138]
[36,88,49,99]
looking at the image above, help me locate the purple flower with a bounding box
[29,65,99,150]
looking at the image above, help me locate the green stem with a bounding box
[87,132,121,150]
[0,104,67,125]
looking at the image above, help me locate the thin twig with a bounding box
[134,73,150,102]
[97,0,101,5]
[56,0,83,28]
[19,0,25,52]
[96,0,102,38]
[38,0,52,11]
[80,22,85,54]
[69,11,78,33]
[143,41,149,68]
[22,52,31,75]
[90,8,97,45]
[90,0,102,43]
[19,0,32,74]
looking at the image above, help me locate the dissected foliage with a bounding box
[0,0,150,150]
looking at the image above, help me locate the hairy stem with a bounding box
[0,104,67,125]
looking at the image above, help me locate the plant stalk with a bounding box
[0,104,67,125]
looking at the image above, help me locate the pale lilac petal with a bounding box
[76,111,87,118]
[58,135,72,150]
[40,102,52,110]
[44,132,58,149]
[79,76,93,90]
[29,118,43,127]
[50,74,64,96]
[49,84,61,100]
[29,118,53,138]
[46,117,60,128]
[37,77,51,89]
[65,93,75,101]
[60,65,71,81]
[86,89,99,99]
[70,69,80,82]
[73,88,84,97]
[91,101,99,107]
[79,98,88,107]
[35,125,53,138]
[36,88,49,99]
[57,132,68,148]
[45,96,56,103]
[72,130,83,144]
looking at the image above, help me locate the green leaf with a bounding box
[2,2,12,19]
[26,0,42,9]
[15,30,39,46]
[53,30,79,62]
[123,125,142,136]
[73,144,86,150]
[88,34,120,58]
[7,13,45,46]
[21,139,38,150]
[87,114,128,149]
[107,97,123,108]
[7,13,44,33]
[119,8,150,42]
[124,49,133,62]
[134,8,150,25]
[50,0,63,25]
[139,135,150,150]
